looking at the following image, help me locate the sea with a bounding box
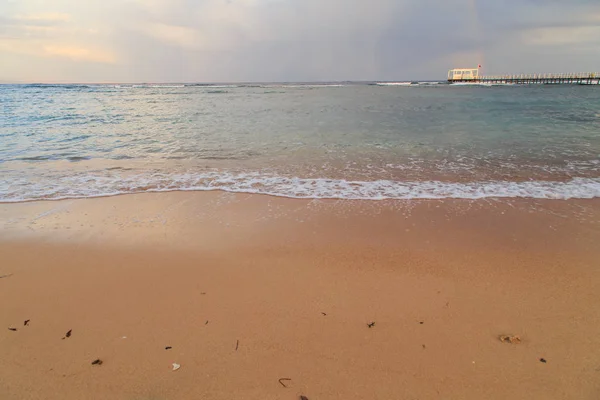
[1,82,600,202]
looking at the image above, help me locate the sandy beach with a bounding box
[3,1,600,398]
[1,192,600,399]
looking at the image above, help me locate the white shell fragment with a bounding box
[172,363,181,371]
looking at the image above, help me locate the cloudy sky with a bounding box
[1,0,599,83]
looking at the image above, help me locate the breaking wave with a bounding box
[1,171,599,202]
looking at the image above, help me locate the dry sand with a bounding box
[1,192,600,399]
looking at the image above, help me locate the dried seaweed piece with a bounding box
[165,346,172,350]
[499,335,521,344]
[91,359,103,365]
[278,378,291,388]
[8,327,17,331]
[62,329,72,340]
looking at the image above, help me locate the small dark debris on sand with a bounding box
[422,344,426,349]
[8,327,17,331]
[165,346,172,350]
[235,340,239,351]
[367,322,375,328]
[91,359,103,366]
[24,320,30,326]
[300,396,309,400]
[499,335,521,344]
[62,329,72,340]
[419,321,424,324]
[278,378,292,388]
[205,320,209,325]
[540,358,547,363]
[0,274,13,279]
[321,312,327,316]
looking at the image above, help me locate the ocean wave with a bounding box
[449,82,516,87]
[20,84,93,90]
[14,155,51,161]
[280,84,346,88]
[375,82,414,86]
[114,84,186,89]
[185,84,238,88]
[374,81,449,87]
[1,172,599,202]
[183,83,348,89]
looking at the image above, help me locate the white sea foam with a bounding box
[271,84,347,88]
[112,84,186,89]
[199,85,239,88]
[450,82,494,87]
[375,82,413,86]
[450,82,516,87]
[1,172,599,203]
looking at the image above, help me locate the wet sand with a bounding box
[1,192,600,399]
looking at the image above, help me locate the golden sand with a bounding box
[1,192,600,399]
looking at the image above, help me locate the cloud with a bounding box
[1,0,599,82]
[525,26,600,46]
[14,12,71,22]
[0,2,116,70]
[0,36,115,64]
[133,22,205,49]
[43,45,116,63]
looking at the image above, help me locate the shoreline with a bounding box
[2,174,600,205]
[2,192,600,399]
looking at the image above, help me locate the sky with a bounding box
[1,0,599,83]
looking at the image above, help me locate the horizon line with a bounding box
[0,79,443,85]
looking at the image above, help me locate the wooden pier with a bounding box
[448,70,600,85]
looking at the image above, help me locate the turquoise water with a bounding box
[1,83,599,201]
